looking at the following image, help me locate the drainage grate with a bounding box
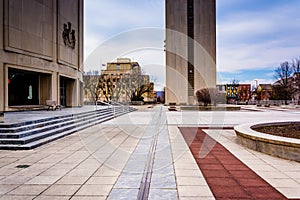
[15,165,30,169]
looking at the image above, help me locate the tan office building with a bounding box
[0,0,84,111]
[165,0,216,105]
[99,58,154,103]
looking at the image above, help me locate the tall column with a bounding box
[166,0,216,105]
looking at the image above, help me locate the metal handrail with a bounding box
[109,101,129,114]
[97,101,112,109]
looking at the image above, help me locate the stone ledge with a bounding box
[234,121,300,162]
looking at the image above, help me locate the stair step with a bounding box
[0,112,115,144]
[0,111,114,138]
[0,115,115,150]
[0,108,113,130]
[0,106,137,150]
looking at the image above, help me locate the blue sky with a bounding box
[84,0,300,88]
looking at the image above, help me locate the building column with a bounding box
[0,63,4,113]
[51,72,58,102]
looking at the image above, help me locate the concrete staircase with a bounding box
[0,106,136,150]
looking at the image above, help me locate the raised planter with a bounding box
[234,121,300,162]
[180,105,240,111]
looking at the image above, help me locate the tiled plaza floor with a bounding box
[0,105,299,199]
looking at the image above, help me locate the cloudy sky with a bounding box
[84,0,300,88]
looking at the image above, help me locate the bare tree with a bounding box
[98,74,117,102]
[131,84,152,101]
[111,69,152,102]
[83,70,101,104]
[274,62,294,104]
[292,58,300,73]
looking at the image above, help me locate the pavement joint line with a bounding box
[32,126,134,199]
[70,132,130,198]
[137,106,163,200]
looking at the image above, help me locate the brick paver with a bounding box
[180,127,287,199]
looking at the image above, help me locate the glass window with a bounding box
[28,85,33,100]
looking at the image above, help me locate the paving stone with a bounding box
[107,188,139,200]
[8,184,49,195]
[114,174,143,189]
[56,176,89,185]
[25,176,61,185]
[75,184,112,196]
[148,188,178,200]
[70,196,106,200]
[0,184,20,195]
[151,174,176,189]
[176,176,207,186]
[0,175,32,185]
[93,166,121,177]
[0,195,36,200]
[177,185,214,197]
[34,195,70,200]
[85,176,118,185]
[42,184,80,196]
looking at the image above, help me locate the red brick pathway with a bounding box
[180,127,287,200]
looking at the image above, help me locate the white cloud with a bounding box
[84,0,300,85]
[217,1,300,73]
[84,0,165,65]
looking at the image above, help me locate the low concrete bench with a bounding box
[46,100,61,111]
[168,103,177,111]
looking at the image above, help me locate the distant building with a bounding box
[221,83,251,103]
[1,0,84,111]
[154,90,165,104]
[226,84,239,103]
[256,84,273,101]
[237,84,251,102]
[216,85,226,94]
[99,58,154,103]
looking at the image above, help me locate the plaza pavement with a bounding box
[0,105,299,199]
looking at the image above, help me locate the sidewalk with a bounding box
[0,106,299,199]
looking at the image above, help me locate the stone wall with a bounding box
[0,0,84,111]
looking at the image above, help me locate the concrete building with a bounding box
[226,83,239,103]
[98,58,154,103]
[0,0,84,111]
[238,84,251,102]
[165,0,216,105]
[256,84,273,101]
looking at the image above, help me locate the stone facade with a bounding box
[165,0,216,105]
[0,0,84,111]
[98,58,154,103]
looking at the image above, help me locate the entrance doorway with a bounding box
[60,76,67,107]
[8,68,52,107]
[60,76,75,107]
[8,68,39,106]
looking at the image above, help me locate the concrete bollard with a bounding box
[0,112,3,123]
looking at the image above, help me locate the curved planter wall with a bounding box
[234,121,300,162]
